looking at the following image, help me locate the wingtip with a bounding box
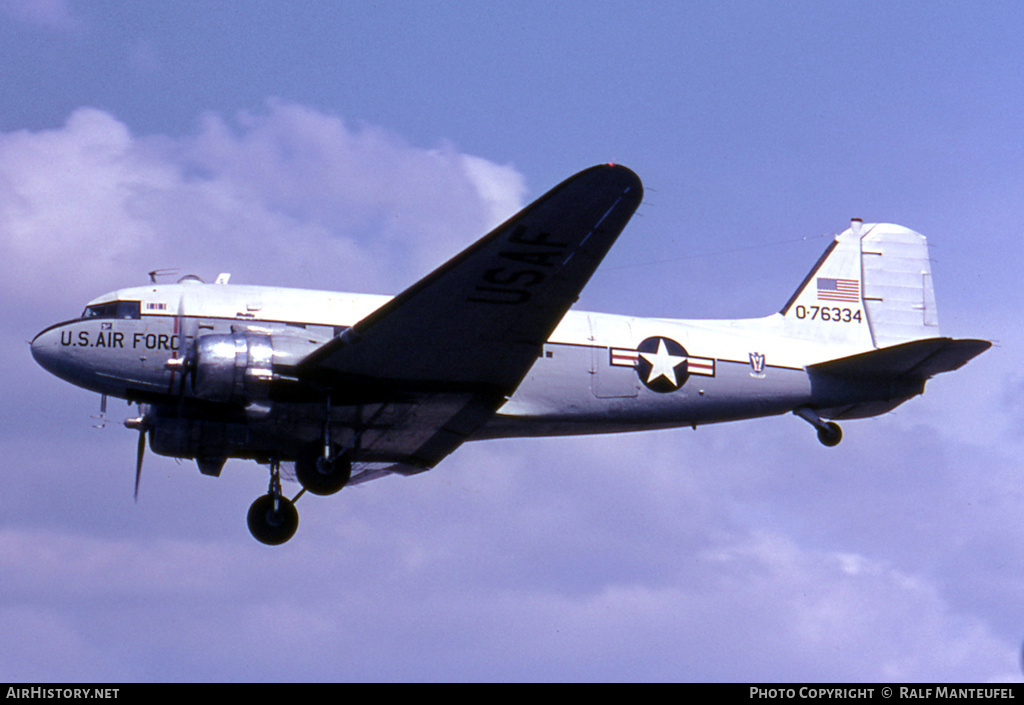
[589,162,641,188]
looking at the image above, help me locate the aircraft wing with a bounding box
[297,163,643,475]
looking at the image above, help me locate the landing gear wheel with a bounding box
[817,421,843,447]
[247,493,299,545]
[295,444,352,496]
[794,408,843,448]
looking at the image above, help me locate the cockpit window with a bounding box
[82,300,141,320]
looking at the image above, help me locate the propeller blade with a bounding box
[175,294,187,394]
[174,292,199,396]
[134,428,145,502]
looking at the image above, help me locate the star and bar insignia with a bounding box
[609,336,715,393]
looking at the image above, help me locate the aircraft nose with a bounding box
[31,321,129,396]
[30,325,67,377]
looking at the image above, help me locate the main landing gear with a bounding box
[794,407,843,447]
[293,400,353,497]
[248,398,359,544]
[247,461,300,545]
[247,438,353,545]
[294,441,352,496]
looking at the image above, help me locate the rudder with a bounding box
[859,222,940,347]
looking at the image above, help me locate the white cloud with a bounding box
[0,109,164,303]
[0,102,526,318]
[1,492,1017,682]
[689,531,1018,681]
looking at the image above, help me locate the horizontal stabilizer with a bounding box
[808,337,991,381]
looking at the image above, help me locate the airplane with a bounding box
[30,164,990,545]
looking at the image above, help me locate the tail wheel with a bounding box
[247,494,299,545]
[817,421,843,447]
[794,408,843,448]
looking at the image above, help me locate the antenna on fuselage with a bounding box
[147,268,180,283]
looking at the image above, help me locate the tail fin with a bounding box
[779,220,940,351]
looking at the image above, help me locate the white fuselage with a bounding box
[33,279,839,442]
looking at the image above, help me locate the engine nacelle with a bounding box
[192,332,316,405]
[148,414,247,472]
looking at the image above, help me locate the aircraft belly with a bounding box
[481,357,812,439]
[148,392,498,466]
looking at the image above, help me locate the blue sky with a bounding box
[2,0,1023,682]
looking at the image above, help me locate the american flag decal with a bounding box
[817,277,860,302]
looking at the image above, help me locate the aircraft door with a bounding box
[589,315,638,398]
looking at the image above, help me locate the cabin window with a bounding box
[82,300,141,320]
